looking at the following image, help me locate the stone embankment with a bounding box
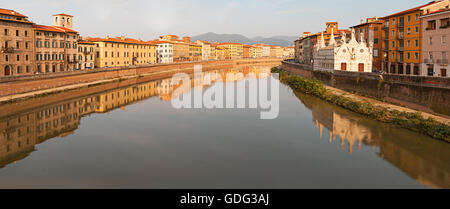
[281,61,450,116]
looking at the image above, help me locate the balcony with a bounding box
[382,26,389,30]
[440,24,450,29]
[397,22,404,28]
[1,47,15,53]
[397,34,404,40]
[423,59,433,64]
[397,47,404,51]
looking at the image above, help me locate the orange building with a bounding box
[243,44,251,58]
[381,0,450,75]
[351,17,384,72]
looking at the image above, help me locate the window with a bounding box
[392,30,395,36]
[415,14,419,21]
[4,29,8,35]
[442,35,447,44]
[408,15,411,22]
[341,63,347,71]
[392,41,395,48]
[407,28,411,34]
[443,52,447,60]
[407,40,411,47]
[407,52,410,59]
[414,52,418,59]
[429,37,433,45]
[16,30,19,36]
[415,40,419,47]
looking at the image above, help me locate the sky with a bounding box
[1,0,430,40]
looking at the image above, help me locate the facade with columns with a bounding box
[313,29,373,73]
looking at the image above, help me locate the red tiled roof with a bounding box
[382,2,436,19]
[153,40,174,45]
[86,37,154,45]
[33,24,78,33]
[53,13,73,17]
[423,8,450,16]
[218,43,243,45]
[78,40,96,45]
[0,8,27,17]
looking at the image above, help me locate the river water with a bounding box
[0,64,448,189]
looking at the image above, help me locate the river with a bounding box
[0,63,448,188]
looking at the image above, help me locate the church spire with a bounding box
[320,32,325,48]
[329,30,336,46]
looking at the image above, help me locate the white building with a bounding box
[155,41,173,63]
[196,40,211,61]
[314,29,373,73]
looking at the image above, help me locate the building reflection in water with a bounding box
[0,65,271,168]
[294,91,450,189]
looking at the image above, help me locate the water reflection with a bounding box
[294,91,450,188]
[0,65,271,169]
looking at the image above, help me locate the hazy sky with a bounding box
[2,0,429,39]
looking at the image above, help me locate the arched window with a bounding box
[55,17,58,23]
[4,65,11,76]
[67,18,70,23]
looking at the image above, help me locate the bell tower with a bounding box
[326,22,338,34]
[53,13,73,29]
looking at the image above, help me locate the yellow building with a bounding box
[210,44,217,60]
[252,46,263,58]
[217,43,243,59]
[381,0,450,75]
[86,36,156,68]
[189,43,202,62]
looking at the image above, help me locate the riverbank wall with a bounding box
[0,58,281,102]
[281,61,450,116]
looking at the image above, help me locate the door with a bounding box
[341,63,347,71]
[4,65,11,76]
[358,63,364,72]
[442,69,447,77]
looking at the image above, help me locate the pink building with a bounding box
[422,9,450,77]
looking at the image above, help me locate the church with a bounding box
[313,29,373,73]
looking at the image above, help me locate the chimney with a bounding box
[106,36,110,39]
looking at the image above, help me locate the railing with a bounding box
[1,47,15,53]
[439,24,449,29]
[397,22,404,28]
[397,34,404,39]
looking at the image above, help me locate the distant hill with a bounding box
[191,32,296,47]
